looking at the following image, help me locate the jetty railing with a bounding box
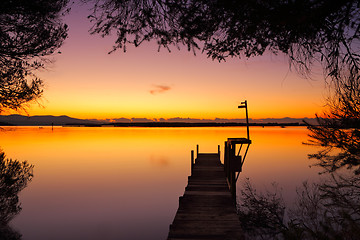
[224,138,252,198]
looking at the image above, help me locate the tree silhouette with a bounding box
[237,179,288,239]
[0,150,33,239]
[86,1,360,238]
[0,0,69,112]
[87,0,360,174]
[0,150,33,225]
[237,176,360,240]
[239,69,360,238]
[88,0,359,81]
[306,70,360,175]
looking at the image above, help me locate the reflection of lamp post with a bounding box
[238,100,249,140]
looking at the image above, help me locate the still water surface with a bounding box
[1,126,320,240]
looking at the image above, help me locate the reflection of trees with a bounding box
[238,71,360,239]
[237,180,288,239]
[291,176,360,240]
[238,175,360,240]
[238,153,360,238]
[0,150,33,239]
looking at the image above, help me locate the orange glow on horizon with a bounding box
[16,4,326,120]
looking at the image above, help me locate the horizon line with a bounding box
[0,114,316,123]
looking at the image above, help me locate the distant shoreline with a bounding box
[62,122,307,127]
[0,114,315,127]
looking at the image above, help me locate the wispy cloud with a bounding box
[150,85,171,95]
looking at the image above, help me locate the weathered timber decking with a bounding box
[168,153,244,240]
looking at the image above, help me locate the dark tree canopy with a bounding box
[88,0,360,81]
[0,150,33,239]
[238,177,360,240]
[0,150,33,225]
[306,71,360,174]
[0,0,69,112]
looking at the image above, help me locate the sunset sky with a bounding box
[22,2,326,120]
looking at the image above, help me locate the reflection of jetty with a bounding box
[167,143,249,239]
[168,101,251,239]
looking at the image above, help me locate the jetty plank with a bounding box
[167,153,243,240]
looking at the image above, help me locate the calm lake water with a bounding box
[1,126,321,240]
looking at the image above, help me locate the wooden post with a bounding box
[191,150,194,174]
[196,144,199,157]
[230,171,236,201]
[218,145,220,157]
[227,142,237,201]
[224,141,229,179]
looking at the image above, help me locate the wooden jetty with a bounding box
[168,101,252,239]
[167,147,245,240]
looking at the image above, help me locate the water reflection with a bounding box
[237,117,360,239]
[238,173,360,239]
[0,149,33,240]
[237,76,360,238]
[306,121,360,175]
[0,126,319,239]
[149,155,170,167]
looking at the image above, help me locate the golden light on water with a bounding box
[0,126,321,239]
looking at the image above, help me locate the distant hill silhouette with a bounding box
[0,114,317,126]
[0,115,103,126]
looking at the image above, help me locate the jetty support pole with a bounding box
[224,141,228,179]
[229,142,236,200]
[191,150,194,174]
